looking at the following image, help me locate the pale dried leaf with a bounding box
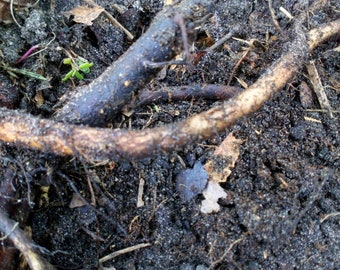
[200,181,227,214]
[67,5,104,26]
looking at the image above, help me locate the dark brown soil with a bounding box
[0,0,339,269]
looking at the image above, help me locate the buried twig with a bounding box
[0,19,339,162]
[0,210,56,270]
[135,84,243,107]
[54,0,213,127]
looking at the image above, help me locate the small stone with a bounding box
[176,161,208,202]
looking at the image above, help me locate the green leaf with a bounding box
[62,70,74,82]
[74,71,84,80]
[79,62,93,73]
[63,58,72,65]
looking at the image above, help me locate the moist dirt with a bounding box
[0,0,339,269]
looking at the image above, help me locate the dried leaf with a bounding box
[0,2,12,23]
[34,90,44,108]
[200,133,242,214]
[67,5,104,26]
[0,0,32,23]
[200,181,227,214]
[299,81,314,108]
[204,133,242,183]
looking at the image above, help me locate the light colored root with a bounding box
[0,19,339,162]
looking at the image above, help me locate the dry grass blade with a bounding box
[306,61,333,117]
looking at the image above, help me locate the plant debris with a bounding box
[54,0,213,127]
[66,5,104,26]
[200,133,242,213]
[200,181,227,214]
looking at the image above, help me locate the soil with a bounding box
[0,0,339,269]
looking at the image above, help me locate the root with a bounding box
[0,19,339,162]
[135,84,243,107]
[0,210,56,270]
[53,0,213,127]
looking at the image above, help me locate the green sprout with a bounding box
[1,62,48,81]
[61,56,93,82]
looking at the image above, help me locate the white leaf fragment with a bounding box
[200,181,227,214]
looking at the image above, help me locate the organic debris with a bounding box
[0,0,339,268]
[0,0,32,24]
[306,61,333,117]
[0,19,339,161]
[66,5,104,26]
[204,133,242,183]
[200,181,227,214]
[200,133,242,213]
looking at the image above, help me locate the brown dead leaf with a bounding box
[204,133,242,183]
[0,0,32,23]
[0,1,11,23]
[67,5,104,26]
[34,90,44,108]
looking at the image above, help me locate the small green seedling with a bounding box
[62,56,94,82]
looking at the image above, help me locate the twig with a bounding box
[208,235,246,270]
[205,26,239,52]
[227,46,251,86]
[0,210,56,270]
[0,20,339,162]
[320,212,340,223]
[54,0,212,127]
[136,84,243,107]
[267,0,285,37]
